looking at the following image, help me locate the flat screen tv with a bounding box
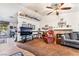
[20,27,32,35]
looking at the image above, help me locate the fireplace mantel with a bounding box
[53,28,72,34]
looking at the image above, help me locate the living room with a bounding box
[1,3,79,56]
[16,3,79,56]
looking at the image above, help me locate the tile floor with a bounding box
[0,37,34,56]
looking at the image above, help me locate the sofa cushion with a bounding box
[64,33,78,40]
[71,32,78,40]
[76,32,79,40]
[64,39,79,45]
[64,33,70,39]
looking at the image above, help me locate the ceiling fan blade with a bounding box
[47,11,53,15]
[61,7,71,10]
[46,6,53,9]
[61,3,64,6]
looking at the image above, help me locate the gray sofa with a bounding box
[60,32,79,48]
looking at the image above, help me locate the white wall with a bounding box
[17,7,42,41]
[60,12,79,31]
[17,17,40,41]
[40,15,60,30]
[18,17,40,31]
[17,8,41,31]
[40,12,79,31]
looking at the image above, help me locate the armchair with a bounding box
[42,30,55,43]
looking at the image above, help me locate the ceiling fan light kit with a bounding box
[56,11,59,16]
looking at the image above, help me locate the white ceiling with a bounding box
[0,3,24,22]
[0,3,79,16]
[0,3,79,19]
[0,3,24,17]
[22,3,79,15]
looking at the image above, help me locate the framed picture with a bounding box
[28,23,31,28]
[32,25,35,30]
[22,23,27,27]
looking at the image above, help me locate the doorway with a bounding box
[0,21,9,44]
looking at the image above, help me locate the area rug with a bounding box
[17,39,79,56]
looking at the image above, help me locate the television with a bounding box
[20,27,32,35]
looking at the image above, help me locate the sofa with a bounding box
[59,32,79,48]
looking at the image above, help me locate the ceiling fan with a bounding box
[46,3,72,16]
